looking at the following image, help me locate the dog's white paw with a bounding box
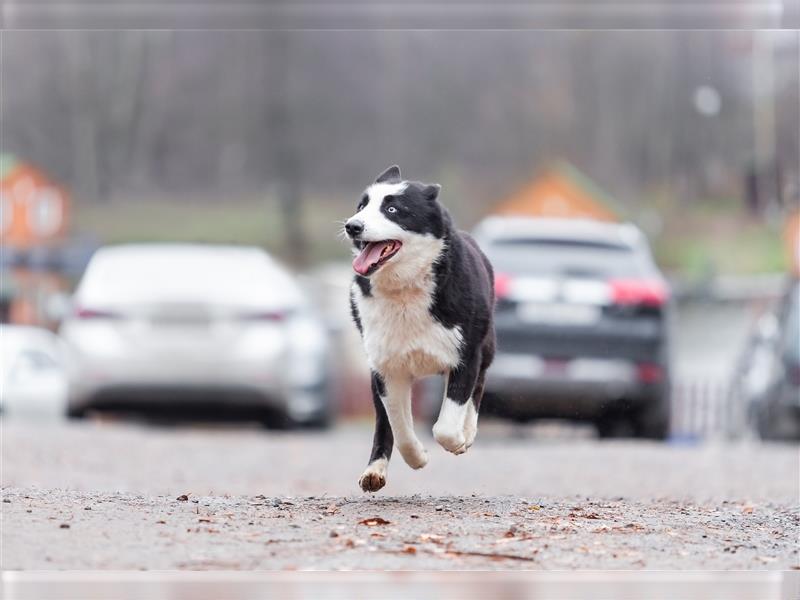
[433,420,467,455]
[397,442,428,469]
[358,458,388,492]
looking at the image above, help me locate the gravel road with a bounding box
[2,420,798,570]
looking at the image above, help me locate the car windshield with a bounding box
[77,247,303,310]
[486,239,651,279]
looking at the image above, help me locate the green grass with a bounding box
[649,193,789,277]
[73,196,354,266]
[654,225,787,277]
[74,194,791,276]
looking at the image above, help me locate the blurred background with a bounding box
[1,26,798,443]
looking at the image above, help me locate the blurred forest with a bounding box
[2,29,799,269]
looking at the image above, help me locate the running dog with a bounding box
[345,165,495,492]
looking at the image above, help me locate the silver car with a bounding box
[60,244,331,428]
[1,325,69,419]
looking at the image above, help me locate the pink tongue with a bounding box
[353,241,392,275]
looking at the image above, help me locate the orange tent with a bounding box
[1,154,69,249]
[492,162,624,222]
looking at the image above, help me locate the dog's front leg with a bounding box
[381,373,428,469]
[433,350,481,455]
[359,372,394,492]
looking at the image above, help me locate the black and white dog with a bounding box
[345,165,495,492]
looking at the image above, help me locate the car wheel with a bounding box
[634,395,671,440]
[66,405,88,419]
[755,404,800,441]
[596,416,636,439]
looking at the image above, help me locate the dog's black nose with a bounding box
[345,220,364,238]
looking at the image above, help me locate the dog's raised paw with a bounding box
[398,443,428,469]
[433,422,467,455]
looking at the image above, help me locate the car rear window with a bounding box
[78,248,303,310]
[486,239,652,278]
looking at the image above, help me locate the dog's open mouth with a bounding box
[352,240,402,276]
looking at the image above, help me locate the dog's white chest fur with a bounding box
[353,273,462,378]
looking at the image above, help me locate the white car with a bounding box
[1,325,69,419]
[59,244,331,428]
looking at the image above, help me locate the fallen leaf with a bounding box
[528,505,541,511]
[439,548,538,562]
[359,517,391,526]
[402,546,417,554]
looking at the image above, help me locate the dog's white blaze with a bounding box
[381,379,428,469]
[433,397,471,454]
[349,181,408,242]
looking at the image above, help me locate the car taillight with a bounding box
[74,307,121,320]
[238,311,286,322]
[494,272,512,300]
[609,279,668,307]
[637,362,664,383]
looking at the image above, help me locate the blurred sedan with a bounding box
[473,217,672,439]
[1,325,69,419]
[60,244,331,428]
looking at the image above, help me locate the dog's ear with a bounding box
[375,165,401,184]
[423,183,441,201]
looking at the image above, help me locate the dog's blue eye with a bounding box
[387,206,397,214]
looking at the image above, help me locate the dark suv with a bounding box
[473,217,672,439]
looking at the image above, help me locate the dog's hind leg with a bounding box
[464,333,495,449]
[381,374,428,469]
[359,372,394,492]
[433,348,482,455]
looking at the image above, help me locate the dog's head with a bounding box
[345,165,446,278]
